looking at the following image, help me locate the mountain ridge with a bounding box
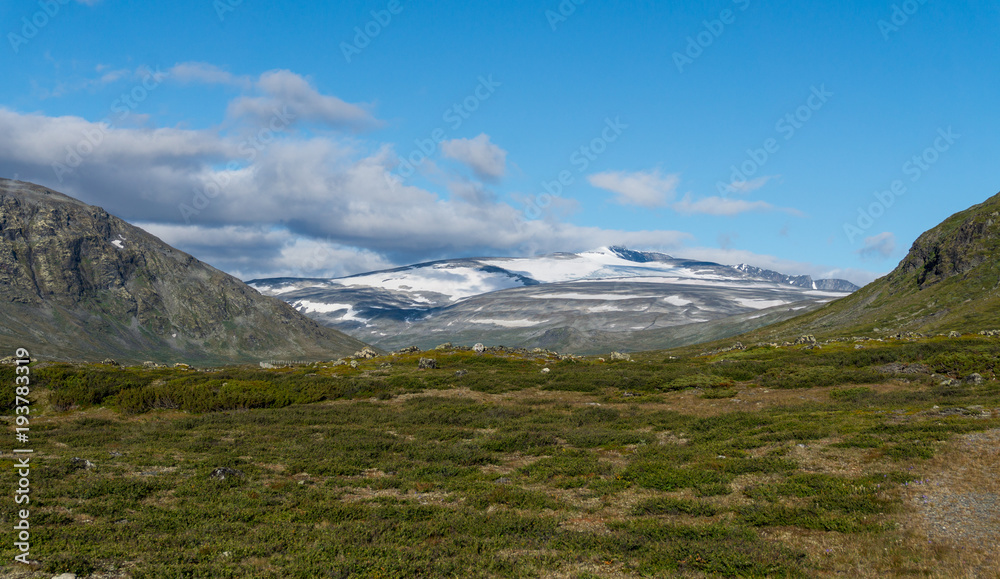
[0,179,368,364]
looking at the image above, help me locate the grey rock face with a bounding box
[0,179,368,364]
[418,357,438,370]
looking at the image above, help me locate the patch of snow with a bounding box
[663,296,693,307]
[529,293,658,301]
[468,318,547,328]
[111,239,124,249]
[735,298,791,310]
[293,301,368,323]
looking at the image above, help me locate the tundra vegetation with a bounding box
[1,334,998,578]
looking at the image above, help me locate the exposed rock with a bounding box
[473,343,486,353]
[610,352,631,361]
[794,335,817,345]
[395,346,420,354]
[940,379,960,387]
[101,358,119,366]
[143,361,158,368]
[875,363,931,374]
[948,331,962,338]
[349,360,359,369]
[52,574,77,579]
[259,361,276,369]
[70,457,96,471]
[435,342,453,350]
[963,373,985,385]
[174,363,190,369]
[980,329,1000,337]
[418,357,438,370]
[210,467,243,481]
[455,369,468,377]
[0,179,368,363]
[355,347,379,359]
[541,368,550,374]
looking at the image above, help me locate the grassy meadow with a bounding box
[2,335,999,578]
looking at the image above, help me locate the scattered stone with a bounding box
[435,342,453,350]
[349,360,359,369]
[101,358,119,366]
[395,346,420,354]
[174,363,190,369]
[541,368,550,374]
[731,341,745,350]
[473,343,486,353]
[142,361,158,368]
[70,457,96,471]
[0,356,16,365]
[108,451,124,457]
[52,574,77,579]
[532,348,544,354]
[495,477,512,485]
[875,362,931,375]
[210,467,243,481]
[980,329,1000,337]
[354,347,379,359]
[418,358,438,370]
[963,373,984,385]
[332,359,346,367]
[455,369,468,377]
[794,335,817,345]
[378,363,393,369]
[940,379,960,387]
[948,331,962,338]
[610,352,631,361]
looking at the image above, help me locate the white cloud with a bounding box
[0,105,692,274]
[227,69,380,130]
[856,232,896,260]
[587,169,680,208]
[441,134,508,181]
[723,175,779,194]
[672,194,803,217]
[168,62,252,89]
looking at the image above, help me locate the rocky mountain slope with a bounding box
[739,190,1000,342]
[0,179,368,364]
[250,247,858,354]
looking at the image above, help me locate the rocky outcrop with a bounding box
[0,179,368,364]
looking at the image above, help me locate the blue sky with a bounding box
[1,0,998,284]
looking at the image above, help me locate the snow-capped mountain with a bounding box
[248,247,859,354]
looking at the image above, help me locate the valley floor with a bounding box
[1,336,998,578]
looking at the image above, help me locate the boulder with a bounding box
[395,346,420,354]
[948,331,962,338]
[70,457,96,471]
[355,347,379,359]
[473,343,486,353]
[435,342,453,350]
[794,335,817,345]
[418,358,438,370]
[610,352,631,361]
[210,467,244,481]
[963,373,984,385]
